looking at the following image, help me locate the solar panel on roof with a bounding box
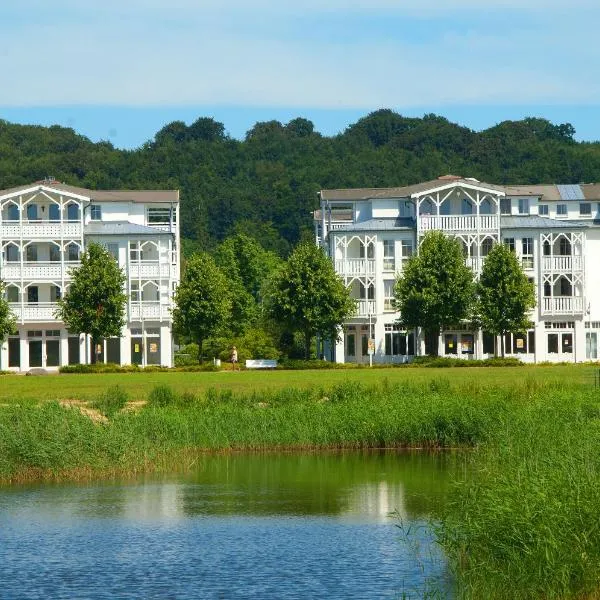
[557,184,584,201]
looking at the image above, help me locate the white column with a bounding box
[335,332,345,364]
[120,329,131,366]
[20,335,29,371]
[0,339,8,371]
[574,320,586,363]
[59,329,69,367]
[160,324,171,367]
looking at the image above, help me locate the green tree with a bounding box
[394,231,476,356]
[172,253,231,363]
[477,243,536,357]
[0,282,16,370]
[265,242,355,359]
[56,243,127,364]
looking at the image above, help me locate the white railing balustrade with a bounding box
[355,300,376,316]
[419,215,499,232]
[542,297,584,314]
[129,302,171,320]
[542,256,583,272]
[0,261,81,280]
[465,257,483,272]
[9,302,59,321]
[335,259,375,276]
[1,223,82,238]
[129,262,171,278]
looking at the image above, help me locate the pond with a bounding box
[0,450,456,599]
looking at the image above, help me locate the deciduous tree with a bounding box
[265,242,355,359]
[56,243,127,364]
[394,231,476,356]
[477,243,536,357]
[172,253,231,363]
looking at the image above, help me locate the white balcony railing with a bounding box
[335,259,375,277]
[9,302,59,321]
[419,215,499,232]
[542,296,584,315]
[465,257,484,272]
[0,261,81,280]
[1,222,82,239]
[542,256,583,272]
[129,261,173,279]
[129,302,171,321]
[355,300,376,317]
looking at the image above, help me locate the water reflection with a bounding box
[0,451,457,599]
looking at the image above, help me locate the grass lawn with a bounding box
[0,363,596,403]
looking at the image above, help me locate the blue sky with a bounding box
[1,0,599,149]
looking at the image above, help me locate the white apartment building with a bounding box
[0,179,179,371]
[316,175,600,364]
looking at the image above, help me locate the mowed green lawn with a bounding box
[0,364,596,403]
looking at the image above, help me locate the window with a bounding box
[384,324,414,356]
[90,205,102,221]
[26,204,38,220]
[7,204,19,221]
[462,199,474,215]
[562,333,573,353]
[360,282,375,300]
[48,204,60,221]
[401,240,413,267]
[384,280,395,311]
[147,208,174,224]
[500,198,512,215]
[27,330,43,338]
[504,238,515,252]
[522,237,534,269]
[481,238,494,257]
[346,333,356,357]
[557,204,567,217]
[359,241,375,259]
[129,241,141,261]
[579,203,592,216]
[67,244,80,262]
[26,245,38,262]
[383,240,395,271]
[538,204,549,216]
[27,287,38,303]
[559,277,572,296]
[50,286,61,302]
[461,334,474,355]
[445,334,458,355]
[45,330,60,337]
[106,243,119,262]
[5,287,18,302]
[483,332,495,355]
[66,203,80,221]
[5,245,18,262]
[518,198,530,215]
[49,245,60,262]
[130,281,140,302]
[558,237,571,256]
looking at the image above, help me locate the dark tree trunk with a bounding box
[197,338,203,364]
[304,331,311,360]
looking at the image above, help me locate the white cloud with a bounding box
[0,2,598,108]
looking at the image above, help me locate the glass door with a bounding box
[29,341,43,367]
[587,332,598,360]
[46,340,60,367]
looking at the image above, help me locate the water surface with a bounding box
[0,450,455,599]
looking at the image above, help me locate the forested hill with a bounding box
[2,109,600,255]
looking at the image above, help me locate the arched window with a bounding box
[481,238,494,257]
[558,237,571,256]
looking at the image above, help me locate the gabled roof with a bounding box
[0,181,178,203]
[84,222,173,236]
[320,177,505,202]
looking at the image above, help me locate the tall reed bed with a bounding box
[438,388,600,599]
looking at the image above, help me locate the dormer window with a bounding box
[556,204,567,217]
[90,205,102,221]
[580,203,591,217]
[518,199,530,215]
[538,204,549,216]
[500,198,512,215]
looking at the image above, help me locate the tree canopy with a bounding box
[1,112,598,256]
[55,243,127,362]
[477,243,537,357]
[394,231,476,356]
[266,242,355,359]
[172,253,232,362]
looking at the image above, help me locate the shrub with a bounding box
[91,385,128,418]
[147,384,180,408]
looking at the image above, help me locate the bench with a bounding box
[245,359,278,369]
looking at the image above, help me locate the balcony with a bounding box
[1,261,81,280]
[10,302,59,322]
[465,257,484,272]
[335,259,375,277]
[129,302,171,321]
[542,296,584,315]
[419,215,499,233]
[1,222,82,239]
[542,256,583,272]
[129,261,174,279]
[355,300,376,317]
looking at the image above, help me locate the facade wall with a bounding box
[320,180,600,365]
[0,184,179,371]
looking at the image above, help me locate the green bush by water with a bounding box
[91,385,129,419]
